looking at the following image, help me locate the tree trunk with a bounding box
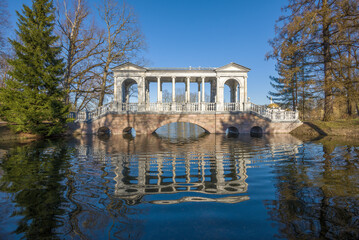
[63,45,73,106]
[98,64,109,107]
[322,0,334,121]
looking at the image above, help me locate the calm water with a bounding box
[0,123,359,239]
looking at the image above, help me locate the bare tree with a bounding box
[57,0,104,109]
[95,0,144,107]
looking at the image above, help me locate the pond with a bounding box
[0,124,358,239]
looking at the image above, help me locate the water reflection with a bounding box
[1,128,359,239]
[75,133,302,206]
[265,137,359,239]
[0,140,72,239]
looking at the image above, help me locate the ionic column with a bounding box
[186,77,190,102]
[243,76,247,111]
[216,77,224,111]
[117,85,122,103]
[140,77,145,104]
[145,80,150,103]
[210,80,216,102]
[235,83,239,103]
[197,82,201,103]
[230,84,236,102]
[172,77,176,102]
[116,78,123,103]
[201,77,205,102]
[157,77,161,103]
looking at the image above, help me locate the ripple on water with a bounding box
[1,133,359,239]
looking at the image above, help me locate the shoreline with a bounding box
[0,123,41,142]
[290,119,359,138]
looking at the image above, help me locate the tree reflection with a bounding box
[0,140,72,239]
[265,139,359,239]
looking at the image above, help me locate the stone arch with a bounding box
[226,126,239,137]
[151,117,211,134]
[223,78,240,103]
[250,126,263,137]
[123,126,134,134]
[97,126,111,135]
[121,78,139,103]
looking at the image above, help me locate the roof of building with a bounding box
[112,62,250,72]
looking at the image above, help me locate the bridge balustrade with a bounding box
[71,101,299,122]
[224,102,241,111]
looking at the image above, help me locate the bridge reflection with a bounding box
[74,133,301,204]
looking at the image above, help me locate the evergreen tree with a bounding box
[268,37,302,111]
[0,0,68,136]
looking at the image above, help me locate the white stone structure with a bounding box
[112,62,249,111]
[71,62,300,124]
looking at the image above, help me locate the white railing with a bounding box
[248,102,299,122]
[71,101,299,122]
[203,102,216,111]
[224,102,241,111]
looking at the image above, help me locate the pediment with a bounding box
[215,62,250,72]
[112,62,147,71]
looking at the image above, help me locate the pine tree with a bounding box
[0,0,68,136]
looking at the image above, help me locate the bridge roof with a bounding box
[112,62,250,73]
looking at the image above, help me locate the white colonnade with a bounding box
[113,62,250,112]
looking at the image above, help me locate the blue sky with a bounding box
[7,0,287,104]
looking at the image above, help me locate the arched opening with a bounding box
[122,79,138,103]
[98,126,111,135]
[226,126,239,138]
[224,79,240,103]
[123,127,136,138]
[154,122,208,139]
[97,127,111,140]
[250,126,263,137]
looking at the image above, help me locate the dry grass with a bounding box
[291,118,359,137]
[311,119,359,129]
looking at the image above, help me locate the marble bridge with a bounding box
[72,62,301,135]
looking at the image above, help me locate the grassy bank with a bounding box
[291,119,359,137]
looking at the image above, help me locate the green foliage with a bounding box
[0,0,68,136]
